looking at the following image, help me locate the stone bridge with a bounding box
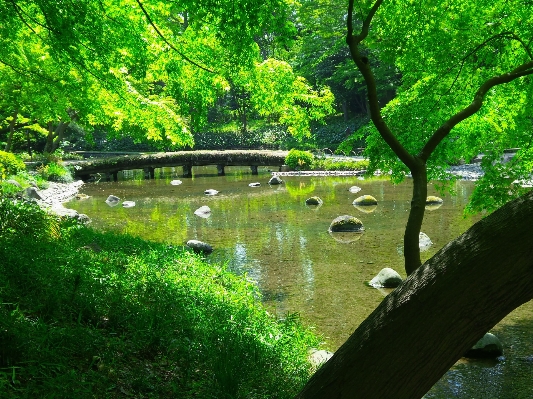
[69,150,289,181]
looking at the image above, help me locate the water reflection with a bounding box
[66,166,533,398]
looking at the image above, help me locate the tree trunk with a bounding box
[295,190,533,399]
[44,121,69,153]
[44,122,55,153]
[404,161,427,275]
[4,109,18,152]
[52,121,69,152]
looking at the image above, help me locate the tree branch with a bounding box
[134,0,215,74]
[419,61,533,160]
[347,0,417,170]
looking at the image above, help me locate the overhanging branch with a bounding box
[347,0,417,170]
[419,61,533,160]
[134,0,215,74]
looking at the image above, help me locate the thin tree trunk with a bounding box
[404,161,427,275]
[4,109,18,152]
[295,190,533,399]
[44,122,55,153]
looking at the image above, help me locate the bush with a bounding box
[312,158,369,171]
[36,161,74,183]
[0,150,26,179]
[285,149,314,170]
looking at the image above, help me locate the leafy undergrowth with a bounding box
[0,199,320,398]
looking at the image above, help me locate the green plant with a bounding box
[284,149,314,170]
[312,158,369,171]
[0,151,26,179]
[37,162,73,183]
[0,200,322,398]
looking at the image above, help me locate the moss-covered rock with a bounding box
[426,195,443,204]
[353,195,378,206]
[328,215,364,232]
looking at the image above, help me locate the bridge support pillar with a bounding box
[217,164,225,176]
[250,165,258,175]
[105,172,118,182]
[182,164,192,178]
[143,167,155,179]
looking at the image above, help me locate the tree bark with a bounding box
[43,121,69,153]
[295,190,533,399]
[404,161,427,275]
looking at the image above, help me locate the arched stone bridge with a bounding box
[70,150,289,181]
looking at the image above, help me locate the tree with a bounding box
[296,0,532,397]
[296,190,533,398]
[344,0,533,275]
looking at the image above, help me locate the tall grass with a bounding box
[0,199,320,398]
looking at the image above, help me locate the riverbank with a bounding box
[0,198,320,398]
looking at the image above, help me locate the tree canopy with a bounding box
[0,0,333,151]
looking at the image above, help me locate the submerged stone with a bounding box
[426,196,443,211]
[329,215,364,232]
[419,232,433,251]
[122,201,136,208]
[186,239,213,254]
[249,182,261,187]
[170,179,182,185]
[368,268,403,288]
[353,195,378,206]
[194,205,211,218]
[268,175,283,185]
[348,186,362,193]
[204,189,219,196]
[105,195,120,207]
[426,195,443,204]
[305,196,323,206]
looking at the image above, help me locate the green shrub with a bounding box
[285,149,314,170]
[37,162,73,183]
[0,150,26,179]
[312,158,369,171]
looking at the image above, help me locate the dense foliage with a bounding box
[0,199,321,398]
[0,150,25,179]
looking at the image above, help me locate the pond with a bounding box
[65,165,533,398]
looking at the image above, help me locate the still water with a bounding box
[66,166,533,398]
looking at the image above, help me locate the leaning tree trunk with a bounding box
[295,190,533,399]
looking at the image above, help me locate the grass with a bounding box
[0,199,321,398]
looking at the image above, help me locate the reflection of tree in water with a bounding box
[426,307,533,398]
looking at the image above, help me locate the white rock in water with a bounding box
[122,201,136,208]
[194,205,211,218]
[368,268,403,288]
[249,182,261,187]
[204,189,219,195]
[170,180,182,185]
[308,349,334,369]
[419,232,433,251]
[348,186,362,193]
